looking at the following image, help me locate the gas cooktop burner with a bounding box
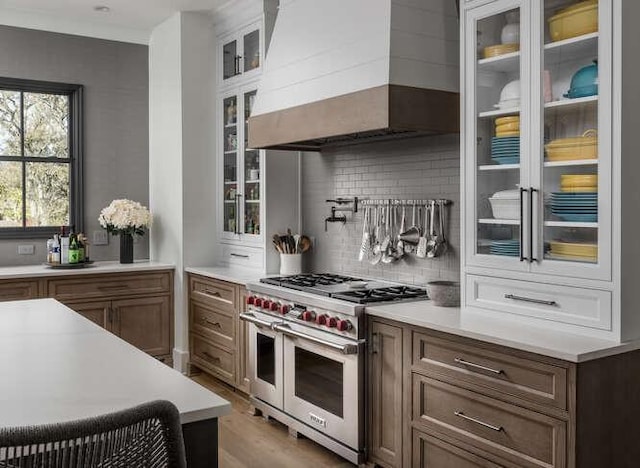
[261,273,361,292]
[260,274,428,304]
[332,286,428,304]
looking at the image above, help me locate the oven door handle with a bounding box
[239,312,275,329]
[273,324,360,355]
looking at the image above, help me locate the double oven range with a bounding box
[240,274,428,464]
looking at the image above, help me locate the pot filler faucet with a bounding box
[325,198,358,231]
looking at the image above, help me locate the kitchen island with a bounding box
[0,298,230,467]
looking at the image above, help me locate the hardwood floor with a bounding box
[191,373,355,468]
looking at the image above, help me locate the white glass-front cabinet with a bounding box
[219,84,263,245]
[219,21,262,87]
[462,0,616,336]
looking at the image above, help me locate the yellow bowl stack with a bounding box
[548,0,599,42]
[560,174,598,193]
[495,116,520,137]
[545,130,598,162]
[549,241,597,262]
[483,44,520,59]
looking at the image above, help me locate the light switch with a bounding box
[17,244,35,255]
[93,230,109,245]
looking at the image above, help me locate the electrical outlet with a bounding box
[17,244,35,255]
[93,230,108,246]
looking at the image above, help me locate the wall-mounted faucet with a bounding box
[324,197,358,231]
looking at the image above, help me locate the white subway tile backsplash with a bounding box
[301,134,460,286]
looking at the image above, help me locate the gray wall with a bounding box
[302,134,460,286]
[0,25,149,265]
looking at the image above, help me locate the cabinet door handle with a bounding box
[454,357,503,375]
[202,318,221,328]
[230,253,250,259]
[454,411,503,432]
[202,351,220,362]
[98,284,130,291]
[203,288,221,297]
[370,332,378,354]
[505,294,557,306]
[529,188,538,263]
[519,187,526,262]
[107,306,113,324]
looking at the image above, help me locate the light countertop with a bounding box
[186,265,268,285]
[365,301,640,363]
[0,298,230,427]
[0,260,174,279]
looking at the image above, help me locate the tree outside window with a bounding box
[0,78,83,238]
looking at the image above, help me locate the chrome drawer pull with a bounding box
[504,294,557,306]
[203,288,222,297]
[454,358,503,375]
[202,318,221,328]
[230,253,250,258]
[454,411,503,432]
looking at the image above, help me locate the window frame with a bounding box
[0,77,84,239]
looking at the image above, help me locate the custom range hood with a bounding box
[248,0,460,151]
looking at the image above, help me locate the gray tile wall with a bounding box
[301,134,460,286]
[0,26,149,265]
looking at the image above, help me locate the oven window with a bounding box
[257,333,275,385]
[294,347,343,418]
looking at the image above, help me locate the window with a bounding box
[0,77,83,238]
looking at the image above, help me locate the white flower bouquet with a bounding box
[98,199,152,236]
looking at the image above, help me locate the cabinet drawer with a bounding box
[47,272,171,301]
[0,280,39,302]
[220,244,264,269]
[189,275,237,311]
[412,332,567,410]
[413,376,566,468]
[466,274,612,331]
[190,301,235,349]
[413,430,504,468]
[191,334,235,384]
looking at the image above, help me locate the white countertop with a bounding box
[366,301,640,363]
[0,260,174,279]
[0,298,230,427]
[186,265,267,285]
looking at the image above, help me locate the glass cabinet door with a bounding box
[466,0,530,270]
[223,95,239,235]
[531,0,611,280]
[243,89,260,236]
[223,40,239,81]
[243,29,261,74]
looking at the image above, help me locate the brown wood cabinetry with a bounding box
[54,271,174,363]
[368,320,403,468]
[368,316,640,468]
[0,269,174,364]
[0,279,40,302]
[188,273,249,392]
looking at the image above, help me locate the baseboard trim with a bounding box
[173,348,189,374]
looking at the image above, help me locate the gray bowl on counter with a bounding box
[426,281,460,307]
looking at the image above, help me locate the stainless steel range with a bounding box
[240,274,428,464]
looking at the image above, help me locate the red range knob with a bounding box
[327,317,338,328]
[316,314,328,325]
[246,296,255,305]
[263,300,272,309]
[337,319,352,332]
[254,298,263,308]
[301,311,316,322]
[279,304,290,315]
[270,302,280,312]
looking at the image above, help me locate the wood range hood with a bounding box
[248,0,460,152]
